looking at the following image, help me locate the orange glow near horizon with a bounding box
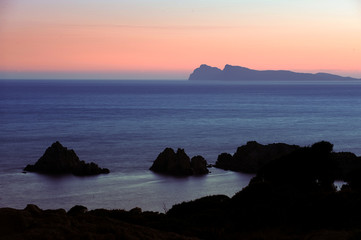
[0,0,360,79]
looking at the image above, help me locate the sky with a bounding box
[0,0,360,79]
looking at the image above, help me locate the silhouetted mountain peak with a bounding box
[223,64,250,71]
[198,64,221,71]
[199,64,213,68]
[189,64,223,81]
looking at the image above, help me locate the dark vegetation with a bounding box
[4,141,361,239]
[215,141,361,185]
[0,204,197,240]
[24,141,110,176]
[215,141,299,173]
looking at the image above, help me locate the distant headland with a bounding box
[189,64,361,81]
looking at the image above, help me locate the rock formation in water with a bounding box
[215,141,299,173]
[189,64,361,81]
[24,141,110,176]
[190,155,209,175]
[150,148,209,176]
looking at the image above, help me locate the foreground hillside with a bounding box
[3,141,361,240]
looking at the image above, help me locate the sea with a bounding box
[1,79,361,212]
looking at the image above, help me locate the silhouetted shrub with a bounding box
[257,141,336,191]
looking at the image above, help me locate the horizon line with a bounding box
[1,66,361,80]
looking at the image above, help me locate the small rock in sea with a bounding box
[191,155,210,175]
[23,141,110,176]
[150,148,209,176]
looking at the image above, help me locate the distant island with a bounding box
[189,64,361,81]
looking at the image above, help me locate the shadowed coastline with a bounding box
[3,141,361,239]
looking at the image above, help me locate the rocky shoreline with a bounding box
[215,141,299,173]
[4,140,361,239]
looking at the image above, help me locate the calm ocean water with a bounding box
[1,79,361,211]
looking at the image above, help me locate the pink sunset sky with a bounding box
[0,0,360,79]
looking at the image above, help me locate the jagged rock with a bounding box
[150,148,192,175]
[216,153,232,168]
[68,205,88,216]
[24,141,110,176]
[331,152,361,180]
[215,141,299,173]
[129,207,142,214]
[191,156,209,175]
[150,148,209,176]
[24,204,42,215]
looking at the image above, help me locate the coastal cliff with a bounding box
[189,64,361,81]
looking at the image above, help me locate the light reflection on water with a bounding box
[0,168,253,212]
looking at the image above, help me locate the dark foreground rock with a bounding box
[24,141,110,176]
[215,141,299,173]
[165,141,361,239]
[0,204,198,240]
[3,190,361,239]
[150,148,209,176]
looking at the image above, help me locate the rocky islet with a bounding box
[24,141,110,176]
